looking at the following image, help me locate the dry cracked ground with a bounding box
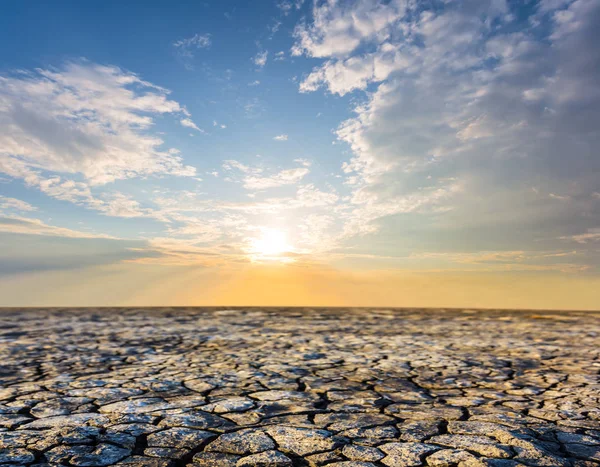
[0,308,599,467]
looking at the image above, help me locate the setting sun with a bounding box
[249,228,293,262]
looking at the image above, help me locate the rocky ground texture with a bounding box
[0,307,599,467]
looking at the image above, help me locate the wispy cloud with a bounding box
[0,196,36,213]
[223,159,309,190]
[0,216,114,239]
[173,33,211,68]
[180,118,205,133]
[253,51,268,68]
[277,0,304,16]
[561,228,600,244]
[243,167,309,190]
[173,33,211,51]
[273,134,288,141]
[0,61,196,186]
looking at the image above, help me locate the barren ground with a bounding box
[0,307,599,466]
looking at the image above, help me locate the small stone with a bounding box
[147,427,214,449]
[99,398,171,414]
[379,442,439,467]
[144,447,187,459]
[193,451,240,466]
[429,435,513,459]
[236,450,293,466]
[116,456,173,466]
[426,449,480,466]
[328,463,378,467]
[266,425,341,456]
[21,413,109,429]
[342,444,384,462]
[399,420,441,442]
[562,444,600,462]
[0,447,36,465]
[306,450,345,465]
[70,444,130,466]
[203,397,255,413]
[206,429,275,455]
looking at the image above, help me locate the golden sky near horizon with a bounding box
[1,263,598,310]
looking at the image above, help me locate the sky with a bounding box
[0,0,599,309]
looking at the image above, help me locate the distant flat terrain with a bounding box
[0,307,599,466]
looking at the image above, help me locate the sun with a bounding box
[250,228,293,261]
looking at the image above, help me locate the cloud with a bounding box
[173,33,211,50]
[0,196,36,212]
[222,159,263,175]
[562,228,600,244]
[0,62,196,186]
[296,184,338,207]
[253,51,268,68]
[0,215,114,239]
[1,168,156,220]
[96,193,153,218]
[243,97,264,118]
[243,167,310,190]
[277,0,304,16]
[273,134,288,141]
[224,160,310,191]
[407,250,591,273]
[292,0,407,58]
[173,33,212,65]
[294,0,600,250]
[294,158,311,166]
[180,118,204,133]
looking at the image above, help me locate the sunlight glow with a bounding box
[249,228,294,263]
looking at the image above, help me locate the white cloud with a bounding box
[180,118,204,133]
[292,0,407,58]
[96,193,152,218]
[0,196,36,212]
[173,33,211,50]
[0,215,114,239]
[223,159,310,190]
[222,160,263,175]
[562,228,600,244]
[2,171,154,220]
[294,0,600,247]
[273,134,288,141]
[243,167,309,190]
[173,33,212,66]
[294,158,311,166]
[296,184,338,207]
[253,51,268,68]
[277,0,304,16]
[0,62,196,185]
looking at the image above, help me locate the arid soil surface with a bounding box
[0,307,599,466]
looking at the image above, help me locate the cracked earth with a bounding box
[0,308,599,467]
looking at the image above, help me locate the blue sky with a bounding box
[0,0,599,308]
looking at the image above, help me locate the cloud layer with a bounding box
[295,0,600,262]
[0,62,196,185]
